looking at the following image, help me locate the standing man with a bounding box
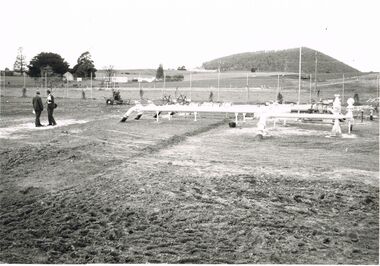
[46,89,57,126]
[32,90,44,127]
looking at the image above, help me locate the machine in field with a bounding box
[105,89,130,105]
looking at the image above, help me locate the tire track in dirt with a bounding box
[1,117,378,263]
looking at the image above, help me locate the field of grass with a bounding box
[1,72,378,106]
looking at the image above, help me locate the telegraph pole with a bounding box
[90,72,93,99]
[314,51,318,94]
[309,73,312,104]
[163,72,166,97]
[277,73,280,99]
[297,47,302,113]
[217,60,221,102]
[342,73,345,103]
[246,73,249,102]
[189,71,192,100]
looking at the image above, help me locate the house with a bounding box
[63,72,74,81]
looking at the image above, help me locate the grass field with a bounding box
[0,79,379,263]
[1,72,379,108]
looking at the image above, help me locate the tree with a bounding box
[277,92,283,104]
[103,65,115,82]
[353,93,360,106]
[72,51,97,78]
[14,47,26,74]
[156,64,164,79]
[27,52,69,77]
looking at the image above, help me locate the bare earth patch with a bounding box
[0,96,378,264]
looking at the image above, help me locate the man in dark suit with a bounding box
[46,89,57,126]
[32,90,44,127]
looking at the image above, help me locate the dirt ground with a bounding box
[0,96,379,264]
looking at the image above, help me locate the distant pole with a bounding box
[297,47,302,113]
[23,72,26,88]
[217,70,220,102]
[113,73,115,89]
[45,72,47,88]
[309,74,312,103]
[314,51,318,94]
[66,78,68,98]
[90,72,93,99]
[138,73,141,90]
[189,71,192,100]
[342,73,345,103]
[246,73,249,102]
[0,71,2,97]
[277,73,280,98]
[163,72,166,97]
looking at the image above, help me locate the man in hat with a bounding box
[32,90,44,127]
[46,89,57,126]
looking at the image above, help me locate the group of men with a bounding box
[32,89,57,127]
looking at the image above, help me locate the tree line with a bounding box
[11,47,97,78]
[10,48,183,82]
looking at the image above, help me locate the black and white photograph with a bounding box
[0,0,379,264]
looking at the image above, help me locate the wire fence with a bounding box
[1,73,378,105]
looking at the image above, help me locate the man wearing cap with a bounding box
[32,90,44,127]
[46,89,57,126]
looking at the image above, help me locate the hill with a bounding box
[202,47,361,74]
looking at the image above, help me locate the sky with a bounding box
[1,0,379,72]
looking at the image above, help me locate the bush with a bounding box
[165,74,184,82]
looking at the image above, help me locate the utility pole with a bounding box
[138,73,141,91]
[0,71,2,98]
[342,73,345,103]
[163,72,166,97]
[189,71,192,100]
[90,72,93,99]
[277,73,280,99]
[297,47,302,113]
[113,73,115,89]
[23,72,26,88]
[66,77,68,98]
[45,72,47,88]
[309,73,312,104]
[314,51,318,95]
[217,60,221,102]
[246,73,249,102]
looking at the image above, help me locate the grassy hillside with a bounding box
[202,47,361,74]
